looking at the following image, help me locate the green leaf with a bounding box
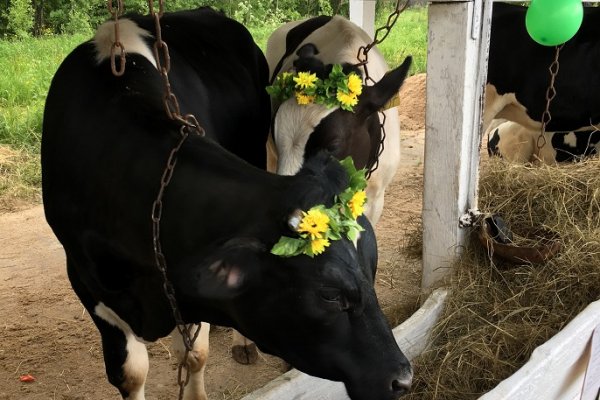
[271,236,306,257]
[346,225,361,242]
[339,157,368,192]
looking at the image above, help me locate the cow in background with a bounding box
[42,8,412,400]
[487,120,600,164]
[484,3,600,133]
[266,15,411,225]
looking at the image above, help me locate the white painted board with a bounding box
[480,299,600,400]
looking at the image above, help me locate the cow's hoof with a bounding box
[232,343,258,364]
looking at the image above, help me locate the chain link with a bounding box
[355,0,409,179]
[537,45,563,151]
[108,0,126,76]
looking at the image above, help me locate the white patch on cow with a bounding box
[93,19,157,69]
[274,99,336,175]
[95,303,149,400]
[486,119,566,164]
[366,107,400,224]
[484,84,541,132]
[563,131,578,148]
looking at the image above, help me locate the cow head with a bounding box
[177,154,412,400]
[271,44,412,175]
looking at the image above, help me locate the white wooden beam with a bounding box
[480,299,600,400]
[421,0,493,290]
[349,0,376,39]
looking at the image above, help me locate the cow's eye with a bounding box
[319,288,350,311]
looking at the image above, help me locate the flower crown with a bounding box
[266,64,363,112]
[271,157,368,258]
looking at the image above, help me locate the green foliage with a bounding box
[376,6,428,74]
[0,34,85,148]
[7,0,34,39]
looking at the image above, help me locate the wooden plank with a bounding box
[421,0,492,290]
[480,299,600,400]
[241,289,448,400]
[349,0,376,39]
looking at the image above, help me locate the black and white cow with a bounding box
[265,15,411,225]
[487,120,600,163]
[485,3,600,133]
[42,8,412,400]
[229,14,411,366]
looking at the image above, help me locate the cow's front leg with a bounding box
[93,304,149,400]
[231,329,258,364]
[67,257,149,400]
[171,323,210,400]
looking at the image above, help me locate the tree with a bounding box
[7,0,34,39]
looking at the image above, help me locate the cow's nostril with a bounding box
[391,378,411,394]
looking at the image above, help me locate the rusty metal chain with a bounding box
[148,0,205,135]
[151,127,202,400]
[537,44,563,151]
[146,1,204,399]
[108,0,126,76]
[106,0,204,397]
[355,0,409,179]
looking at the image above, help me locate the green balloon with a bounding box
[526,0,584,46]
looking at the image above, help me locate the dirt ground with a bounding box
[0,74,426,400]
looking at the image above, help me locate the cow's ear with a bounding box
[355,56,412,118]
[181,238,265,300]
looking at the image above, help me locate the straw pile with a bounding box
[405,157,600,399]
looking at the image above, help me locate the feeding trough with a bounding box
[477,214,562,264]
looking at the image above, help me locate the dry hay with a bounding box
[0,145,41,212]
[405,157,600,400]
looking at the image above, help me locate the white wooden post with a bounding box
[349,0,376,39]
[421,0,493,290]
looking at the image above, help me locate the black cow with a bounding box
[41,8,412,400]
[485,3,600,133]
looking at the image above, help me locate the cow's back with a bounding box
[42,8,271,255]
[129,8,271,169]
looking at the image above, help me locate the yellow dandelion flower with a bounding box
[348,190,367,219]
[310,238,330,255]
[336,90,358,108]
[295,91,315,105]
[298,209,330,239]
[293,72,318,89]
[347,73,363,96]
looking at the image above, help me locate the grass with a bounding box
[0,34,87,210]
[0,8,427,211]
[0,34,87,149]
[375,6,428,74]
